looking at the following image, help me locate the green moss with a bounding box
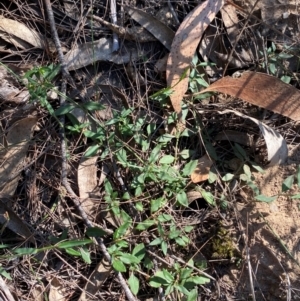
[211,226,239,260]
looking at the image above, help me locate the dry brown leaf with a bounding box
[0,17,45,49]
[166,0,225,114]
[0,116,38,195]
[202,71,300,121]
[78,258,112,301]
[191,154,213,183]
[48,277,66,301]
[0,199,35,243]
[78,155,99,215]
[126,6,175,50]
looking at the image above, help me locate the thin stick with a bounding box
[110,0,119,51]
[43,1,137,300]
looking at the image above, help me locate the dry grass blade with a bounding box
[126,6,175,50]
[166,0,225,114]
[202,71,300,121]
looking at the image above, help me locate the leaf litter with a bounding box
[2,0,300,300]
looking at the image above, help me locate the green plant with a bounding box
[149,260,210,301]
[260,42,294,84]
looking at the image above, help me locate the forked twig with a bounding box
[43,1,137,300]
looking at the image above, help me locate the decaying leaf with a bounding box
[78,155,99,216]
[202,71,300,121]
[215,130,253,146]
[126,6,175,50]
[0,17,46,49]
[166,0,225,114]
[0,200,35,243]
[191,154,213,183]
[65,37,146,70]
[48,277,66,301]
[218,109,288,166]
[0,116,38,195]
[78,258,112,301]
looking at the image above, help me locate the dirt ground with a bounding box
[226,145,300,300]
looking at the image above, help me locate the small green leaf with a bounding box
[84,145,100,157]
[297,165,300,188]
[222,173,234,182]
[55,104,76,115]
[80,247,91,264]
[82,101,105,111]
[161,240,168,256]
[119,253,140,265]
[149,145,162,164]
[116,149,127,166]
[187,288,198,301]
[157,214,173,222]
[65,247,81,256]
[85,227,107,238]
[280,75,291,84]
[56,239,92,249]
[255,195,277,202]
[162,269,174,283]
[187,276,210,285]
[175,236,189,246]
[176,191,189,207]
[208,169,218,184]
[149,237,163,246]
[179,149,193,159]
[135,202,144,211]
[291,194,300,199]
[175,284,190,295]
[243,164,251,178]
[234,143,248,160]
[282,175,294,192]
[159,155,175,164]
[136,219,156,230]
[157,134,175,144]
[0,267,11,280]
[200,189,215,206]
[184,226,194,233]
[151,197,165,213]
[132,243,146,261]
[182,160,198,177]
[113,259,126,272]
[128,273,139,295]
[250,161,265,173]
[14,248,38,256]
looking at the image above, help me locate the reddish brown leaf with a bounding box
[166,0,225,114]
[202,71,300,121]
[191,154,213,183]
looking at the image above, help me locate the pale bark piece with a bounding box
[126,6,175,50]
[202,71,300,121]
[0,17,45,49]
[65,38,145,71]
[191,154,213,183]
[78,258,112,301]
[217,109,288,166]
[78,155,99,215]
[166,0,225,113]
